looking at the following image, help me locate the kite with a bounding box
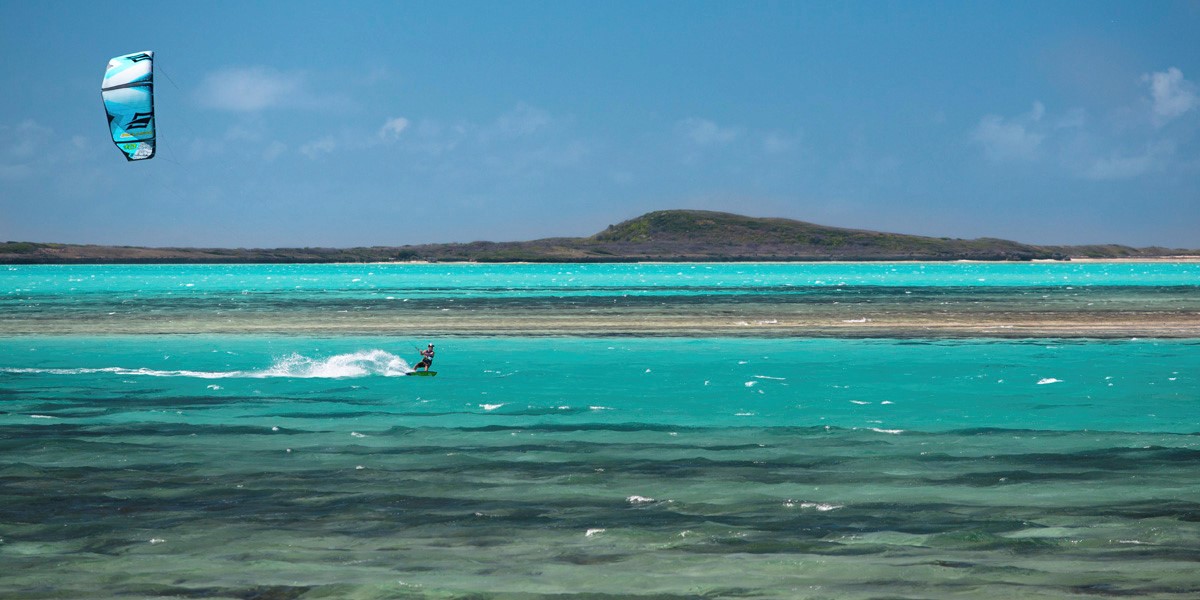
[101,51,155,161]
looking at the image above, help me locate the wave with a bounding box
[0,349,413,379]
[255,350,412,378]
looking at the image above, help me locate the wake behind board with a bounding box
[407,371,437,377]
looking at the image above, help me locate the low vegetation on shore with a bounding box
[2,210,1191,263]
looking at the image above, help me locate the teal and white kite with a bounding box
[101,51,155,161]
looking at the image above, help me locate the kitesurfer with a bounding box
[414,343,435,372]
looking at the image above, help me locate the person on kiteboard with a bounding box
[415,343,435,372]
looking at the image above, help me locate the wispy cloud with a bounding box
[1143,67,1197,126]
[378,117,410,140]
[403,119,469,156]
[1082,142,1174,181]
[1,120,91,179]
[971,70,1196,182]
[481,103,555,142]
[299,136,337,159]
[678,118,740,146]
[762,132,798,154]
[196,67,305,112]
[263,141,288,161]
[4,120,53,159]
[971,102,1046,161]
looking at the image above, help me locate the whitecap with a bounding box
[1037,378,1063,385]
[850,400,870,405]
[800,502,843,511]
[869,427,904,435]
[258,350,411,378]
[585,528,606,537]
[481,404,504,411]
[0,349,413,380]
[626,495,655,504]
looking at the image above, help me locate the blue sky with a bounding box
[2,1,1198,248]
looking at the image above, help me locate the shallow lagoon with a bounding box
[2,263,1198,598]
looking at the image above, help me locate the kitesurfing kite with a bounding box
[101,51,155,161]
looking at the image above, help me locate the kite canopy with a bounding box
[101,51,155,161]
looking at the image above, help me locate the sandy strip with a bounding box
[7,312,1200,338]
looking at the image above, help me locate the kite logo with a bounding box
[128,53,152,63]
[126,112,153,130]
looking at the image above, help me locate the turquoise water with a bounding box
[2,264,1199,598]
[5,262,1200,337]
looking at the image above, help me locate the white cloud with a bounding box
[378,117,410,140]
[971,102,1046,161]
[973,70,1199,180]
[299,136,336,159]
[678,118,739,145]
[1143,67,1197,125]
[197,67,304,112]
[1082,142,1173,181]
[406,119,469,155]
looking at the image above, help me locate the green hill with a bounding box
[2,210,1193,263]
[586,210,1055,260]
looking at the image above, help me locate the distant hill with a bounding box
[1,210,1193,263]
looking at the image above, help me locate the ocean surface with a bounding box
[1,263,1198,599]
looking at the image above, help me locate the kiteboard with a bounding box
[407,371,437,377]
